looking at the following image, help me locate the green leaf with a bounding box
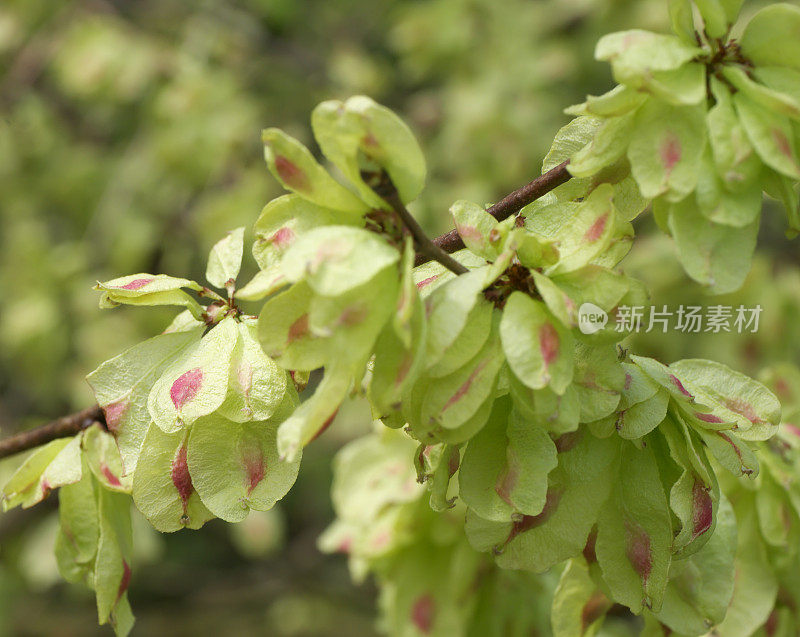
[55,464,99,584]
[94,488,134,633]
[568,113,635,179]
[206,226,244,289]
[695,147,762,227]
[734,92,800,180]
[723,65,800,121]
[666,194,758,294]
[258,281,328,371]
[132,424,214,532]
[95,274,204,317]
[369,297,427,416]
[668,0,697,45]
[1,436,82,510]
[450,200,505,261]
[277,364,351,461]
[595,30,701,84]
[251,194,343,273]
[740,3,800,72]
[87,327,202,474]
[423,267,486,368]
[465,429,619,573]
[652,494,736,634]
[548,184,622,274]
[312,96,427,205]
[551,559,611,637]
[565,85,647,118]
[707,79,763,191]
[670,359,781,441]
[695,427,758,477]
[572,343,625,423]
[281,225,400,296]
[261,128,368,214]
[83,424,131,493]
[420,319,505,431]
[217,322,290,423]
[695,0,732,38]
[500,292,574,395]
[627,99,706,200]
[713,497,778,636]
[187,414,302,523]
[460,404,557,522]
[616,389,669,440]
[147,317,239,432]
[596,442,672,613]
[415,443,460,512]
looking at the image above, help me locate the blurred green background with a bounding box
[1,0,798,634]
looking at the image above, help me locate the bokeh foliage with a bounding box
[1,0,797,634]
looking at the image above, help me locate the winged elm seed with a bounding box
[660,134,682,175]
[410,594,435,634]
[623,520,652,585]
[691,480,713,539]
[171,445,193,510]
[274,155,311,192]
[118,277,154,290]
[170,368,203,410]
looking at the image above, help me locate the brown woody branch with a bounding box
[0,163,572,459]
[0,405,104,460]
[415,160,571,266]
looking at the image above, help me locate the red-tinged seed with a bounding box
[691,479,713,539]
[411,594,435,634]
[103,399,129,434]
[119,277,153,290]
[724,397,763,425]
[308,410,338,444]
[660,134,682,175]
[506,489,562,544]
[447,447,460,476]
[116,560,132,603]
[101,463,122,488]
[581,592,611,633]
[441,359,489,412]
[583,213,608,242]
[669,374,693,399]
[274,155,311,191]
[287,314,309,344]
[695,411,724,424]
[394,353,413,388]
[624,520,652,584]
[170,368,203,410]
[771,129,794,161]
[242,447,266,496]
[171,445,193,509]
[456,224,483,244]
[539,323,559,367]
[270,226,295,249]
[785,423,800,438]
[494,451,520,505]
[583,528,598,564]
[554,431,581,453]
[416,275,439,290]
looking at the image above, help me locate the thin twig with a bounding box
[0,405,104,460]
[375,178,469,275]
[416,160,572,266]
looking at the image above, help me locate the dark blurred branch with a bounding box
[0,405,104,460]
[415,160,572,266]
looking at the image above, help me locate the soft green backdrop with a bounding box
[0,0,796,634]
